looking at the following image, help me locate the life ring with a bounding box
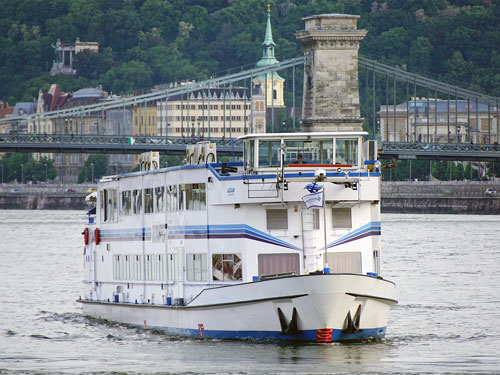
[83,228,89,245]
[94,228,100,245]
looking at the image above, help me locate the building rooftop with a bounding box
[13,102,37,115]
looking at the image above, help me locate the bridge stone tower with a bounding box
[296,14,367,132]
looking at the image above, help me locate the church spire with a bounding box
[256,3,278,67]
[263,4,275,48]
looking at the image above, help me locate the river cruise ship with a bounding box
[79,132,397,342]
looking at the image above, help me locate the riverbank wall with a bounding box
[1,181,500,214]
[0,184,93,210]
[381,181,500,214]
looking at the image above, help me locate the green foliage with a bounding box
[77,154,109,183]
[160,154,185,168]
[0,0,498,102]
[0,153,56,183]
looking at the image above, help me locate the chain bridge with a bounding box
[1,15,499,163]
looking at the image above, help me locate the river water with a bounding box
[0,210,499,374]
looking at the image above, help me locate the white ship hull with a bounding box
[80,273,396,342]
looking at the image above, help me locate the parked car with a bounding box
[485,188,497,195]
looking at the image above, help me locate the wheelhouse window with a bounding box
[266,209,288,230]
[244,140,255,169]
[335,138,358,165]
[258,140,281,167]
[284,140,333,165]
[212,253,242,281]
[186,253,208,281]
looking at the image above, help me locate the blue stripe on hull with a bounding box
[142,326,387,342]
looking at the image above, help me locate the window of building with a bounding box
[212,253,242,281]
[258,253,300,276]
[273,89,277,100]
[155,186,165,213]
[266,209,288,230]
[186,253,208,282]
[143,188,153,214]
[332,208,352,228]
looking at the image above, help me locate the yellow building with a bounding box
[133,104,158,136]
[157,88,252,138]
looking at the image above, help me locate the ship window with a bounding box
[258,140,281,167]
[266,209,288,230]
[179,184,185,211]
[373,250,380,274]
[166,185,178,212]
[155,186,165,213]
[335,138,358,165]
[283,140,333,165]
[184,183,206,210]
[121,190,132,216]
[212,253,242,281]
[110,189,118,221]
[100,190,107,222]
[186,253,208,281]
[167,252,182,282]
[145,253,163,281]
[133,189,142,214]
[312,208,320,230]
[325,252,361,273]
[144,188,154,214]
[258,253,300,276]
[332,208,352,229]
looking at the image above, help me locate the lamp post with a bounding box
[91,163,94,183]
[1,164,3,184]
[44,164,47,181]
[21,164,24,184]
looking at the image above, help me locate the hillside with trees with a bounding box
[1,0,499,182]
[0,0,498,104]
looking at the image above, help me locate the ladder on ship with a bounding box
[301,209,318,272]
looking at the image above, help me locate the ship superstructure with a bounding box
[79,132,396,342]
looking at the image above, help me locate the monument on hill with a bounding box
[296,14,367,133]
[50,38,99,76]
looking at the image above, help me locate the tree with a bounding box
[0,153,57,183]
[78,154,109,183]
[409,36,432,73]
[431,160,448,180]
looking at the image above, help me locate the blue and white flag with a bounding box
[302,190,324,209]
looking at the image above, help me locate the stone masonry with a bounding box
[296,14,367,132]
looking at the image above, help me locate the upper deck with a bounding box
[238,131,379,177]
